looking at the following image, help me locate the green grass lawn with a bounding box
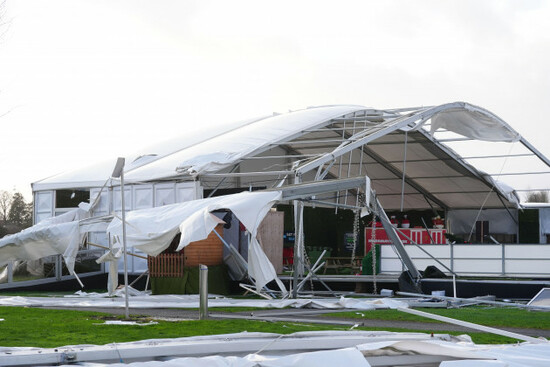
[323,306,550,330]
[0,306,534,348]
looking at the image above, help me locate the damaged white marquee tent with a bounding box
[2,101,550,291]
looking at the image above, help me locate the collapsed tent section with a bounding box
[2,101,550,291]
[106,190,284,292]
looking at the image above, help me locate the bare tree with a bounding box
[526,191,549,203]
[0,190,11,222]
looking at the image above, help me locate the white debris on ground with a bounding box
[0,291,409,310]
[2,291,549,365]
[95,320,158,326]
[1,331,549,366]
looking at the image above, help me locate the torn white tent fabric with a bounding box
[107,191,285,293]
[0,204,91,276]
[430,106,520,142]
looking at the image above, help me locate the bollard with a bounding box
[199,264,208,320]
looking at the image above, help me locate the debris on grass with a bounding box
[95,320,158,326]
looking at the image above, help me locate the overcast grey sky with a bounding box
[1,0,549,200]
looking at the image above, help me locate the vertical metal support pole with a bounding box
[120,169,130,319]
[336,120,346,212]
[292,200,304,298]
[199,264,208,320]
[400,131,408,212]
[292,173,303,299]
[7,262,13,283]
[56,254,62,280]
[501,243,506,275]
[450,242,454,273]
[452,274,457,298]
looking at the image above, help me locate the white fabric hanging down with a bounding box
[107,191,286,293]
[0,203,91,276]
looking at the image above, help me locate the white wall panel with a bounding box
[379,244,550,276]
[35,212,52,224]
[113,187,132,213]
[34,191,54,224]
[155,183,176,207]
[90,188,109,216]
[505,260,550,275]
[505,245,550,258]
[454,245,501,258]
[176,182,201,202]
[133,185,154,210]
[453,259,502,273]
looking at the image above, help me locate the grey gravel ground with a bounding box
[44,305,550,339]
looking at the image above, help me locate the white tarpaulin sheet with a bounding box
[107,191,285,292]
[0,204,91,276]
[430,106,520,143]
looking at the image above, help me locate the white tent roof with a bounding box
[31,105,364,191]
[124,105,365,181]
[31,114,271,190]
[32,102,550,210]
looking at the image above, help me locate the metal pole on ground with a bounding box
[199,264,208,320]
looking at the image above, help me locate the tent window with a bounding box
[55,190,90,208]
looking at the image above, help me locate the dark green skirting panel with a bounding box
[362,244,381,275]
[150,265,231,295]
